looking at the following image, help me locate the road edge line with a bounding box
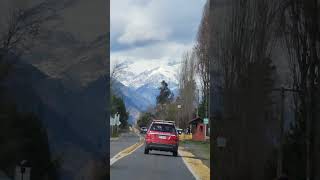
[179,149,201,180]
[110,130,144,166]
[110,142,143,166]
[179,147,210,180]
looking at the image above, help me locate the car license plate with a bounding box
[158,135,166,139]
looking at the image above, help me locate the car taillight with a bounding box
[146,133,150,139]
[170,134,178,141]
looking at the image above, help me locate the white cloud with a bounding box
[111,0,206,44]
[111,0,206,72]
[117,10,171,45]
[111,41,193,73]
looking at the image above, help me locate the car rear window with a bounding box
[150,123,176,133]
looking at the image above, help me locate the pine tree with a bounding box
[156,80,174,105]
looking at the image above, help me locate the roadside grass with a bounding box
[111,133,119,138]
[180,140,210,154]
[111,126,132,138]
[180,140,210,167]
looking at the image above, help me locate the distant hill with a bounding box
[111,79,152,124]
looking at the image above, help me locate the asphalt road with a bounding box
[110,133,195,180]
[110,131,140,158]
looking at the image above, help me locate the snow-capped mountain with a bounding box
[116,60,180,88]
[116,60,181,105]
[112,60,181,123]
[129,66,179,89]
[116,70,136,86]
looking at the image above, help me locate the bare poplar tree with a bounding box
[0,0,72,81]
[206,0,318,179]
[280,0,320,179]
[209,0,282,179]
[178,50,197,128]
[0,0,61,56]
[195,1,210,118]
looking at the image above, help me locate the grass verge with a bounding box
[180,140,210,167]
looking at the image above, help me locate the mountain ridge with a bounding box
[112,61,181,123]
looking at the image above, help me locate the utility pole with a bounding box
[196,88,200,117]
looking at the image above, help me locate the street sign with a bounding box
[115,113,121,126]
[110,117,115,126]
[110,113,121,126]
[203,118,209,125]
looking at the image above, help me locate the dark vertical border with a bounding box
[209,0,214,179]
[106,0,111,179]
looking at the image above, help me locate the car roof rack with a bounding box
[152,120,165,123]
[166,121,175,124]
[152,120,175,124]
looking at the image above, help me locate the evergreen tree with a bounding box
[156,80,174,105]
[111,94,129,129]
[137,112,154,128]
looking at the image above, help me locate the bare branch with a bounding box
[0,0,70,56]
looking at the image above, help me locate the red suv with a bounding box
[144,120,179,156]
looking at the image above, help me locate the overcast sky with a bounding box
[110,0,206,73]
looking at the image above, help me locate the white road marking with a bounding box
[110,128,144,166]
[110,142,143,166]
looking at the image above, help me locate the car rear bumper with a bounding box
[145,143,178,152]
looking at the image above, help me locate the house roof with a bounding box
[188,117,203,124]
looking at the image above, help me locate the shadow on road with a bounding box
[147,152,177,157]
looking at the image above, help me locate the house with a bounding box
[188,117,205,141]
